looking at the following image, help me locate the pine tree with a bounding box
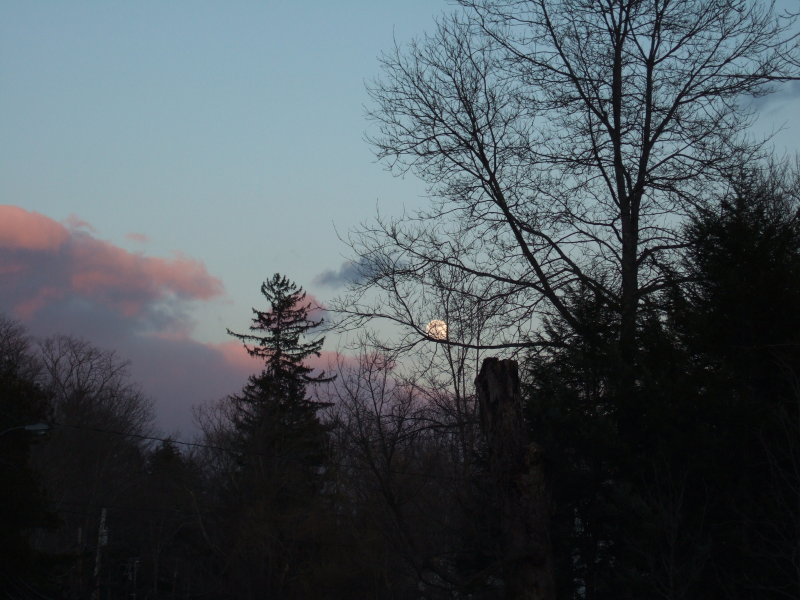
[222,274,336,599]
[676,168,800,597]
[227,273,333,441]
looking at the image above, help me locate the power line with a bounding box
[52,422,478,483]
[58,422,238,455]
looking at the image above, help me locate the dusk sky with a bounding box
[2,0,799,434]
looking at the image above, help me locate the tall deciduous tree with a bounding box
[338,0,798,375]
[32,334,154,597]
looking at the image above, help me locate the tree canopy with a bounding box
[338,0,799,370]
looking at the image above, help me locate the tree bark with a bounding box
[476,358,554,600]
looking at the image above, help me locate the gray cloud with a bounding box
[313,257,377,289]
[745,80,800,112]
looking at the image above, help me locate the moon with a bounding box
[425,319,447,340]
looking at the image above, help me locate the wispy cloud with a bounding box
[745,80,800,112]
[62,213,96,233]
[125,232,150,243]
[313,257,376,289]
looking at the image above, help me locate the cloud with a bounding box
[213,339,262,372]
[0,206,351,434]
[0,206,222,328]
[123,336,260,433]
[229,290,328,330]
[313,257,377,288]
[0,206,233,432]
[214,339,345,375]
[125,232,150,243]
[303,293,328,322]
[0,205,69,251]
[136,339,348,431]
[63,213,96,233]
[746,80,800,112]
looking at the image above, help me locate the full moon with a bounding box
[425,319,448,340]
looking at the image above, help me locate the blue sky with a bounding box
[1,1,439,343]
[2,0,798,432]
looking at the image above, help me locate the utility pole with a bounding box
[92,507,108,600]
[476,358,555,600]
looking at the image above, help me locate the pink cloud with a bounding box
[309,350,354,372]
[125,232,149,243]
[63,213,96,232]
[0,205,69,250]
[303,293,327,321]
[131,341,349,432]
[0,262,24,275]
[68,241,222,316]
[213,340,262,373]
[14,286,64,320]
[0,206,222,322]
[211,340,346,376]
[0,206,353,434]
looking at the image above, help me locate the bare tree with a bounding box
[39,335,153,435]
[336,0,799,371]
[329,349,450,591]
[31,335,154,594]
[328,344,525,597]
[0,316,41,382]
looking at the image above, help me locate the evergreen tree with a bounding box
[522,166,800,599]
[227,273,332,439]
[676,167,800,598]
[221,274,336,599]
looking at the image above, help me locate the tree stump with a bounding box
[476,357,554,600]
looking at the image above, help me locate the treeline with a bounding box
[525,169,800,598]
[2,167,800,599]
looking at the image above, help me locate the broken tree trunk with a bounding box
[476,357,555,600]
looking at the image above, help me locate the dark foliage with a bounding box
[0,318,56,590]
[211,274,338,599]
[524,168,800,599]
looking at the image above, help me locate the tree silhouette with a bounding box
[677,166,800,596]
[219,274,336,599]
[522,165,800,598]
[0,317,55,591]
[227,273,332,434]
[338,0,799,380]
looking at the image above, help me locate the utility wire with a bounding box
[58,422,238,454]
[52,422,478,483]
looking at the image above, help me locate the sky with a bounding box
[2,0,799,434]
[0,1,443,433]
